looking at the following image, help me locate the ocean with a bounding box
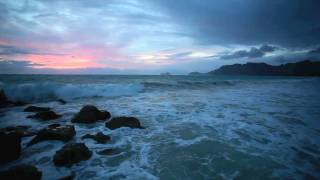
[0,75,320,179]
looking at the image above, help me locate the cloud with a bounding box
[308,47,320,54]
[0,60,42,74]
[150,0,320,47]
[220,45,278,60]
[0,60,154,75]
[0,45,32,55]
[0,0,319,74]
[260,45,278,53]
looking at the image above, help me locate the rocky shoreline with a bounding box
[0,90,144,179]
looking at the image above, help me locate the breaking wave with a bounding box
[0,79,235,103]
[0,82,144,102]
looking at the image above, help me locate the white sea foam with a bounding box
[174,136,209,147]
[0,75,320,179]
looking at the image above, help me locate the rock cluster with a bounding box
[1,104,144,179]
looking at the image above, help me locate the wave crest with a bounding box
[0,82,144,102]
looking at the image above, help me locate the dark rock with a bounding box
[24,106,50,112]
[0,89,7,102]
[71,105,111,123]
[0,90,28,108]
[48,123,61,128]
[105,117,143,130]
[0,165,42,180]
[57,99,67,105]
[11,101,28,106]
[53,143,92,167]
[27,125,75,147]
[97,148,119,156]
[0,132,21,164]
[27,110,62,121]
[0,90,8,108]
[58,172,75,180]
[1,125,36,138]
[82,132,111,144]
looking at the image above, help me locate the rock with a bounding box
[105,117,143,130]
[0,132,21,164]
[82,132,111,144]
[58,172,75,180]
[0,165,42,180]
[0,89,7,101]
[11,101,28,106]
[53,143,92,167]
[0,90,9,108]
[71,105,111,123]
[27,110,62,121]
[97,148,119,156]
[24,106,50,112]
[48,123,61,128]
[0,90,28,108]
[57,99,67,105]
[0,125,36,138]
[27,125,75,147]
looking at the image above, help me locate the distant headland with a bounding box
[189,60,320,76]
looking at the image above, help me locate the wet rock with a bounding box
[48,123,61,128]
[97,148,119,156]
[24,105,50,112]
[11,101,28,106]
[0,89,28,108]
[82,132,111,144]
[53,143,92,167]
[27,110,62,121]
[0,125,36,138]
[0,90,9,108]
[71,105,111,123]
[0,165,42,180]
[105,117,143,130]
[27,125,75,147]
[0,132,21,164]
[0,89,7,106]
[57,99,67,105]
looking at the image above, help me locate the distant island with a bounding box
[188,72,206,76]
[189,60,320,76]
[160,72,171,76]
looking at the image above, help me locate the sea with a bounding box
[0,75,319,179]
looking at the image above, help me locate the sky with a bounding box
[0,0,320,74]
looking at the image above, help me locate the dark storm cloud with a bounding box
[220,45,278,60]
[151,0,320,47]
[308,47,320,54]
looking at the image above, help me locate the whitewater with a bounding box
[0,75,320,179]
